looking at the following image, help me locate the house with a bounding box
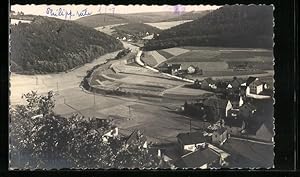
[246,77,264,95]
[224,117,246,135]
[229,95,244,110]
[174,145,220,168]
[125,130,147,149]
[142,34,154,40]
[176,131,210,154]
[203,97,233,119]
[246,122,273,142]
[187,65,196,74]
[207,144,230,166]
[254,123,273,142]
[227,77,245,90]
[238,102,256,118]
[211,127,228,145]
[157,63,172,74]
[201,78,217,90]
[170,64,182,75]
[122,37,127,41]
[102,126,118,142]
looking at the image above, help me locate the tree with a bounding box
[10,91,163,169]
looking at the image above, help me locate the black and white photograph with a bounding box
[9,4,274,169]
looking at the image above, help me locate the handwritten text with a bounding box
[46,7,92,20]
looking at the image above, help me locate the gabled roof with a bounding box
[240,102,256,111]
[171,64,181,69]
[176,147,220,168]
[231,78,245,85]
[158,62,170,68]
[246,77,262,86]
[177,131,209,145]
[224,118,244,128]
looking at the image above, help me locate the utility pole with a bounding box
[36,76,38,85]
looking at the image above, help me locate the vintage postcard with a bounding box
[9,4,274,169]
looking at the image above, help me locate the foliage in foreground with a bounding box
[9,91,162,169]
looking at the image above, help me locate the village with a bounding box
[9,5,275,169]
[85,57,274,168]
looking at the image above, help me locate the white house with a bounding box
[187,65,196,74]
[101,126,119,142]
[246,77,264,95]
[176,131,209,153]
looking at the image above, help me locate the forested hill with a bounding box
[10,16,123,74]
[144,5,273,50]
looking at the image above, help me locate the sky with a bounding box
[11,4,221,20]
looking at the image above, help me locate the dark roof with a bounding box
[177,132,209,145]
[176,148,220,168]
[246,76,257,85]
[203,97,229,109]
[126,130,147,145]
[224,118,244,128]
[246,121,264,135]
[158,62,170,68]
[240,102,256,111]
[231,78,245,85]
[171,64,181,69]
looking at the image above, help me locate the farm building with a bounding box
[245,120,273,142]
[211,127,228,146]
[174,145,220,168]
[142,34,154,40]
[171,64,182,75]
[176,131,210,154]
[227,77,245,90]
[201,78,217,90]
[187,65,196,74]
[246,77,264,95]
[223,117,246,135]
[157,63,182,75]
[238,102,257,118]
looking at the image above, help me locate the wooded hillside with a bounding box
[144,5,273,50]
[11,16,123,74]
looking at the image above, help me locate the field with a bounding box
[145,20,193,30]
[142,47,274,77]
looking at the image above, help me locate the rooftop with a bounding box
[177,131,210,145]
[224,117,244,128]
[175,147,220,168]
